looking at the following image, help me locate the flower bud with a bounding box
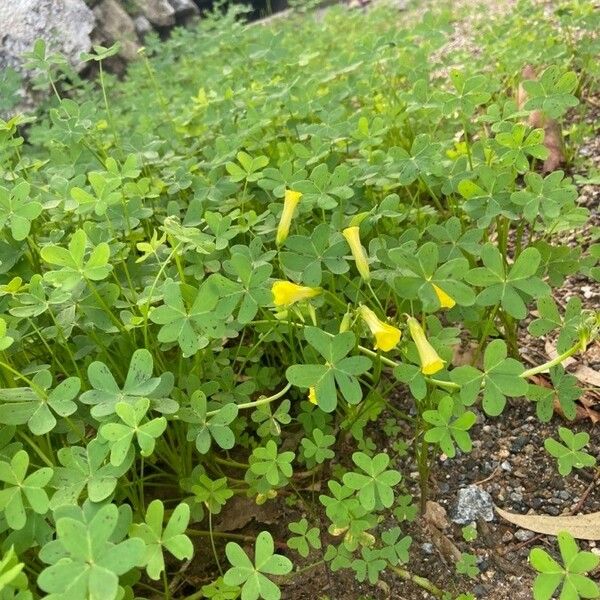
[407,316,445,375]
[342,226,370,282]
[275,189,302,247]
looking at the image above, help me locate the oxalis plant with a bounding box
[0,0,599,599]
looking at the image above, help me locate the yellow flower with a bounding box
[432,284,456,309]
[358,305,401,352]
[342,226,370,282]
[271,281,321,307]
[308,387,317,405]
[407,316,445,375]
[276,189,302,247]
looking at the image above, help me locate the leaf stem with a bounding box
[206,383,291,417]
[521,340,584,378]
[388,565,445,598]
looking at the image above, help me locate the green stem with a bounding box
[521,341,584,379]
[17,431,54,467]
[206,383,291,416]
[208,510,223,577]
[214,456,249,469]
[388,565,444,598]
[162,568,171,600]
[187,529,256,542]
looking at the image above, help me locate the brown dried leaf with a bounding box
[424,500,450,531]
[213,495,278,532]
[426,521,462,563]
[495,506,600,540]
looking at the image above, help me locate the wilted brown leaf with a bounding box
[495,506,600,540]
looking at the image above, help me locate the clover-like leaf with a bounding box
[423,396,477,458]
[224,531,292,600]
[280,224,349,286]
[286,329,371,412]
[451,339,527,416]
[0,370,80,435]
[40,229,112,289]
[287,518,321,558]
[342,452,401,511]
[0,450,53,530]
[38,503,145,600]
[150,280,231,357]
[466,244,549,319]
[81,348,175,417]
[544,427,596,476]
[130,500,193,580]
[192,474,234,515]
[0,180,42,241]
[50,438,132,508]
[99,397,167,466]
[300,428,335,465]
[530,531,599,600]
[249,440,295,488]
[179,391,238,454]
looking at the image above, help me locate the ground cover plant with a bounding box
[0,0,599,598]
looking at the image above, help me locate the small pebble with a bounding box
[502,531,513,543]
[500,460,512,472]
[558,490,569,500]
[452,485,495,524]
[511,436,529,452]
[510,491,523,503]
[515,529,535,542]
[422,543,434,554]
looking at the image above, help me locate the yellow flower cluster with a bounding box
[271,190,448,381]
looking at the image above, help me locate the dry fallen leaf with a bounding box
[495,506,600,540]
[424,500,450,531]
[213,495,278,532]
[426,521,462,563]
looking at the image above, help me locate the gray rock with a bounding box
[515,529,535,542]
[135,0,175,27]
[421,543,434,554]
[500,460,512,472]
[93,0,140,62]
[451,485,495,524]
[168,0,199,19]
[510,491,523,503]
[133,15,154,38]
[0,0,94,113]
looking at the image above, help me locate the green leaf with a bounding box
[286,329,371,412]
[192,475,233,514]
[38,503,145,600]
[179,391,238,454]
[0,450,53,530]
[81,349,175,418]
[130,499,193,580]
[544,427,596,476]
[343,452,401,511]
[423,396,477,458]
[287,518,321,558]
[224,531,292,600]
[41,229,112,289]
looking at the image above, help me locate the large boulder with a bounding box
[93,0,141,63]
[134,0,176,27]
[0,0,95,113]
